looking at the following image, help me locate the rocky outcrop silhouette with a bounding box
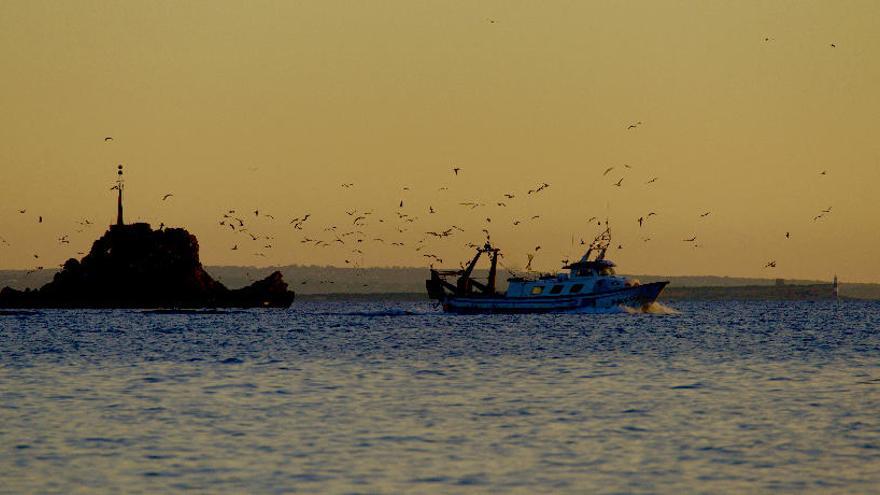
[0,223,294,308]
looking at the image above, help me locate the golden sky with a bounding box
[1,1,878,282]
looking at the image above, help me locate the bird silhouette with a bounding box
[453,167,461,175]
[646,177,658,184]
[104,136,113,141]
[764,260,777,268]
[613,178,624,187]
[162,193,173,201]
[638,217,644,227]
[683,236,697,242]
[700,211,711,217]
[603,166,614,176]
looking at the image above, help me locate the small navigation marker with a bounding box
[115,165,125,226]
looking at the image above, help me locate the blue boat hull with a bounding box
[438,281,669,314]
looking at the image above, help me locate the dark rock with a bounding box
[0,223,294,308]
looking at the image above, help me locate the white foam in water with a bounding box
[622,302,680,315]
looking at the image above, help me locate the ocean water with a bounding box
[1,300,879,494]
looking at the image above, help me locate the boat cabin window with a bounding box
[569,284,584,294]
[549,284,564,294]
[530,286,544,295]
[599,266,615,276]
[575,268,594,277]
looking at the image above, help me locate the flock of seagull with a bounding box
[2,127,837,280]
[4,31,844,281]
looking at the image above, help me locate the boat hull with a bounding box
[437,281,669,314]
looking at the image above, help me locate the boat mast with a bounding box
[486,247,499,294]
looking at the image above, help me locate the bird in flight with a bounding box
[231,244,238,250]
[399,200,404,208]
[104,136,113,142]
[38,216,42,223]
[645,177,658,184]
[162,193,173,201]
[764,260,777,268]
[587,216,597,223]
[626,121,643,130]
[683,236,697,242]
[503,193,515,199]
[638,217,644,227]
[613,178,624,187]
[819,170,827,175]
[453,167,461,176]
[785,232,790,239]
[18,209,26,214]
[602,166,614,176]
[830,43,836,48]
[700,211,711,217]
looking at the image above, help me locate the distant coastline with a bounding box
[3,266,874,300]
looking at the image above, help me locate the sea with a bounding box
[1,300,878,494]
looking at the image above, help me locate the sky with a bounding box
[1,1,878,282]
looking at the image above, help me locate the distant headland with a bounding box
[0,166,294,309]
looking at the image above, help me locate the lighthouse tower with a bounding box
[114,164,124,226]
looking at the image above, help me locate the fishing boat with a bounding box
[426,228,668,314]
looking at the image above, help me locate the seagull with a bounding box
[231,244,238,250]
[38,216,42,223]
[830,43,836,48]
[819,170,827,175]
[162,193,174,201]
[646,177,658,184]
[602,166,614,176]
[18,209,26,214]
[613,178,624,187]
[453,167,461,175]
[104,136,113,141]
[534,246,541,251]
[764,260,777,268]
[399,200,404,208]
[429,206,435,214]
[785,232,790,239]
[587,216,597,223]
[504,193,515,199]
[700,211,711,217]
[626,121,642,130]
[683,236,697,242]
[638,217,644,227]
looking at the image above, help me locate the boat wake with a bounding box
[623,302,680,315]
